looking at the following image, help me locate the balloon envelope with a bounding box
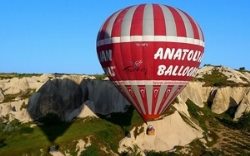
[96,4,205,121]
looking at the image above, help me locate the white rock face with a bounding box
[25,77,44,91]
[0,101,11,117]
[65,104,97,121]
[0,79,9,90]
[211,87,248,114]
[0,75,53,95]
[242,71,250,80]
[119,111,203,153]
[179,82,212,107]
[62,75,96,84]
[234,90,250,120]
[76,104,97,119]
[75,137,92,156]
[3,77,30,95]
[0,98,32,123]
[49,151,64,156]
[172,98,190,117]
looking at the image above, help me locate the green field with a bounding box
[0,118,123,155]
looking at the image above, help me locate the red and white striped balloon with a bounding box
[96,4,205,121]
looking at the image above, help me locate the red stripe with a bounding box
[168,6,186,37]
[126,85,144,115]
[166,88,179,106]
[111,7,131,37]
[126,5,145,80]
[143,114,160,121]
[151,85,161,114]
[130,4,145,36]
[110,7,131,81]
[182,11,200,39]
[139,85,149,114]
[112,42,127,81]
[153,4,166,35]
[161,85,184,113]
[120,40,135,80]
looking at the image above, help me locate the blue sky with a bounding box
[0,0,249,74]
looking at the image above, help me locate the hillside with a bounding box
[0,66,250,155]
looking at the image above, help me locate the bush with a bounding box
[237,112,250,131]
[202,69,228,86]
[145,151,169,156]
[0,73,42,80]
[80,144,100,156]
[92,74,107,80]
[239,67,245,71]
[186,99,208,131]
[217,112,250,132]
[197,68,250,86]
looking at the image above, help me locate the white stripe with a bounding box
[143,4,154,36]
[146,85,153,114]
[132,85,146,114]
[195,22,204,41]
[161,85,185,113]
[175,9,194,38]
[104,10,122,38]
[153,85,167,114]
[97,35,205,47]
[121,6,137,36]
[119,85,143,115]
[114,80,188,86]
[158,85,179,114]
[159,4,177,36]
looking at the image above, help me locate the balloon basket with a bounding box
[146,125,155,135]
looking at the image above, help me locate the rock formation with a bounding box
[80,79,131,115]
[27,78,83,121]
[0,66,250,123]
[0,99,31,123]
[119,111,203,153]
[211,87,249,114]
[178,82,212,108]
[234,89,250,120]
[3,77,30,95]
[0,66,250,154]
[196,66,250,85]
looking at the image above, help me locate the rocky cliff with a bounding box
[0,66,250,155]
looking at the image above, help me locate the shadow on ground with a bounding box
[27,78,134,143]
[27,78,83,142]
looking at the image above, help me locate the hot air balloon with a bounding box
[96,4,205,122]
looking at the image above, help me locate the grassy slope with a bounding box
[169,99,250,155]
[0,108,144,156]
[0,118,120,155]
